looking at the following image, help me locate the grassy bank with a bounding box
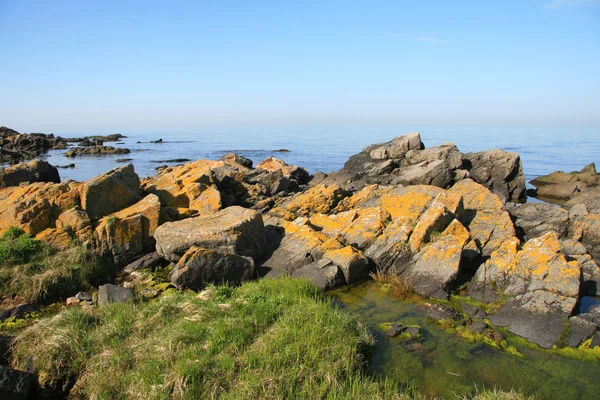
[0,228,114,306]
[10,277,531,399]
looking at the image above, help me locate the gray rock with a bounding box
[168,246,255,290]
[565,186,600,214]
[404,326,421,338]
[0,365,34,400]
[506,202,569,240]
[220,153,253,169]
[75,291,92,301]
[0,304,38,322]
[568,316,597,348]
[98,284,134,305]
[427,304,460,322]
[123,252,167,273]
[387,324,405,338]
[462,149,526,203]
[468,320,488,334]
[154,206,265,262]
[364,132,424,160]
[292,258,346,290]
[0,159,60,188]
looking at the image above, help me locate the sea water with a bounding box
[33,125,600,183]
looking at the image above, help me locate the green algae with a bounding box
[329,280,600,400]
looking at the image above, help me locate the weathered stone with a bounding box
[568,316,597,348]
[0,159,60,188]
[323,246,370,284]
[268,184,348,221]
[363,132,424,160]
[408,203,454,253]
[123,252,167,273]
[450,179,516,256]
[364,219,413,272]
[402,219,470,299]
[506,202,568,241]
[341,207,390,250]
[94,194,161,266]
[292,258,346,290]
[462,149,526,203]
[168,246,255,289]
[531,163,600,204]
[98,284,134,305]
[65,145,130,157]
[569,213,600,262]
[35,228,72,250]
[80,164,141,220]
[155,206,265,262]
[256,156,310,184]
[565,186,600,215]
[220,153,253,169]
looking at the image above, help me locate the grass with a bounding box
[0,229,115,305]
[370,267,413,297]
[10,277,532,399]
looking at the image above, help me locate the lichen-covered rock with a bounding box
[168,246,255,289]
[0,182,80,236]
[268,184,348,221]
[0,159,60,188]
[462,149,526,203]
[94,194,161,266]
[408,203,455,253]
[80,164,141,220]
[340,207,390,250]
[256,156,310,184]
[154,206,265,262]
[401,219,470,299]
[220,153,253,169]
[569,213,600,262]
[35,228,73,250]
[450,179,517,256]
[472,232,581,348]
[292,258,346,290]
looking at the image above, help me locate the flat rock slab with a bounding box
[154,206,265,262]
[98,284,134,305]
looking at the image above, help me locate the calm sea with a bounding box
[31,126,600,185]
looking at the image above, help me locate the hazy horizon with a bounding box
[1,1,599,133]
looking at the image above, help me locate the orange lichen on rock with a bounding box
[408,202,454,253]
[340,207,390,250]
[323,246,369,284]
[269,184,347,220]
[309,210,358,237]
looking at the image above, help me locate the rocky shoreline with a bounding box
[1,130,600,397]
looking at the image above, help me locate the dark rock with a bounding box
[150,159,191,163]
[56,163,75,169]
[115,158,133,163]
[292,258,346,290]
[0,160,60,188]
[75,292,92,301]
[98,284,134,305]
[168,246,255,289]
[78,138,103,147]
[308,172,327,187]
[569,213,600,262]
[123,252,167,273]
[150,138,163,143]
[404,326,421,338]
[427,304,460,322]
[567,316,597,348]
[64,146,130,157]
[462,304,487,320]
[220,153,253,169]
[591,332,600,348]
[506,202,569,241]
[0,365,34,400]
[271,149,290,153]
[0,304,38,322]
[387,324,404,338]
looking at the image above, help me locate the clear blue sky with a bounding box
[1,0,599,133]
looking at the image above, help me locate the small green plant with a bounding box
[3,227,25,240]
[105,216,119,227]
[428,229,443,244]
[370,267,413,297]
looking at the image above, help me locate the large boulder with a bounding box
[471,232,581,348]
[256,156,310,184]
[505,202,569,241]
[0,182,80,236]
[79,164,141,220]
[154,206,265,262]
[0,160,60,188]
[462,149,526,203]
[94,194,161,266]
[450,179,517,257]
[400,219,470,299]
[168,246,255,289]
[565,186,600,214]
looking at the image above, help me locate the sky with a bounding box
[0,0,599,133]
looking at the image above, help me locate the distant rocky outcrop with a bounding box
[321,132,526,203]
[0,160,60,188]
[0,126,68,164]
[530,163,599,204]
[65,145,130,157]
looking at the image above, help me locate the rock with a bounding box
[154,206,265,262]
[0,182,79,236]
[291,258,346,290]
[65,145,130,157]
[323,246,370,284]
[268,184,348,221]
[565,186,600,214]
[35,228,72,250]
[531,163,599,204]
[256,156,310,184]
[340,207,390,250]
[56,163,75,169]
[505,202,569,241]
[427,304,461,323]
[0,365,35,400]
[450,179,516,256]
[75,291,92,301]
[468,320,488,334]
[79,164,141,220]
[568,316,597,348]
[402,219,470,299]
[98,284,134,305]
[78,138,103,147]
[122,252,167,273]
[474,232,581,348]
[66,296,80,306]
[364,219,413,273]
[569,213,600,262]
[308,172,327,187]
[56,208,92,241]
[0,160,60,188]
[220,153,253,169]
[94,194,161,266]
[362,132,424,161]
[168,246,255,289]
[462,149,526,203]
[387,324,404,338]
[0,304,38,322]
[0,127,67,163]
[404,326,421,338]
